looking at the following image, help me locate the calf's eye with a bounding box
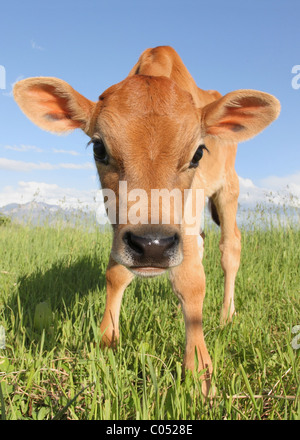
[189,144,209,169]
[92,140,109,165]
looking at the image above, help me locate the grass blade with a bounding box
[0,382,6,420]
[239,364,261,420]
[52,383,94,420]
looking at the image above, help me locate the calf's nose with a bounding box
[123,231,179,264]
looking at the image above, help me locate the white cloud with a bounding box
[239,173,300,208]
[3,145,82,156]
[31,40,44,51]
[52,149,80,156]
[5,144,43,153]
[0,158,53,172]
[260,172,300,199]
[58,162,94,170]
[0,157,94,172]
[238,176,269,206]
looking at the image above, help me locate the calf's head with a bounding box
[14,75,280,276]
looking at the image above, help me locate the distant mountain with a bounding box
[0,200,101,228]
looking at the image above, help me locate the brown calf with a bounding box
[13,46,280,396]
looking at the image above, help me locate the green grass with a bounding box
[0,213,299,420]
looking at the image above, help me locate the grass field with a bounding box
[0,208,299,420]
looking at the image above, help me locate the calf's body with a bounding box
[13,46,280,396]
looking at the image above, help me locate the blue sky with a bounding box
[1,0,300,207]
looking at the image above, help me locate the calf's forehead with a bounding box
[92,75,201,151]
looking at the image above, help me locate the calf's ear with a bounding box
[201,89,280,143]
[13,77,96,134]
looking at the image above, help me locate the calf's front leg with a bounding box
[169,236,212,397]
[100,257,134,346]
[211,174,241,325]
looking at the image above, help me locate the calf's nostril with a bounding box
[123,231,144,255]
[166,233,179,251]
